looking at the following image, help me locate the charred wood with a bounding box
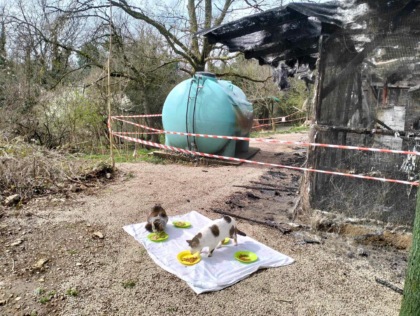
[375,277,403,295]
[315,124,420,139]
[211,208,292,234]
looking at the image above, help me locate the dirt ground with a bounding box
[0,132,408,316]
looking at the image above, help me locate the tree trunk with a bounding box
[142,99,160,144]
[0,21,6,63]
[400,184,420,315]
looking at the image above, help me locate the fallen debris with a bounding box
[233,185,280,191]
[4,194,21,206]
[10,239,24,247]
[357,247,369,257]
[211,208,293,234]
[375,277,403,295]
[93,231,104,239]
[250,181,280,187]
[303,237,322,244]
[293,231,323,244]
[246,192,261,200]
[33,258,49,270]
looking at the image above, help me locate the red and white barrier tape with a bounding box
[253,117,287,123]
[253,118,282,122]
[112,132,418,186]
[252,123,280,129]
[253,116,288,125]
[111,114,162,118]
[253,111,302,122]
[252,116,306,128]
[113,131,163,135]
[287,116,307,122]
[111,116,420,157]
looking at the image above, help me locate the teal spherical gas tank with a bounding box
[162,72,253,157]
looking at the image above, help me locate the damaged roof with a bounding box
[198,1,342,68]
[198,0,420,77]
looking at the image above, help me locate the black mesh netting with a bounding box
[200,0,420,225]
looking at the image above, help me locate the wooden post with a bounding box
[302,35,324,213]
[399,183,420,315]
[107,1,115,169]
[271,117,276,131]
[271,99,276,131]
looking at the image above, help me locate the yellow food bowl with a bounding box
[177,250,201,266]
[173,221,192,228]
[234,251,258,263]
[222,237,230,245]
[147,232,169,242]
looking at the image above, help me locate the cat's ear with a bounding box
[186,239,192,246]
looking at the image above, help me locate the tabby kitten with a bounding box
[145,204,168,233]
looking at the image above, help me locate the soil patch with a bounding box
[0,132,407,316]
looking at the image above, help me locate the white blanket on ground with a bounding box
[123,211,294,294]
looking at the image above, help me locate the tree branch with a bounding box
[49,64,94,89]
[10,14,144,84]
[179,67,193,76]
[45,4,110,15]
[109,21,144,80]
[216,72,272,83]
[244,0,264,12]
[201,0,235,69]
[111,0,197,68]
[214,0,235,27]
[145,58,183,73]
[188,0,199,56]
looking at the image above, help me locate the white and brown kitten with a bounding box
[145,204,168,233]
[186,216,246,257]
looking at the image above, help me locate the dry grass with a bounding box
[0,134,113,203]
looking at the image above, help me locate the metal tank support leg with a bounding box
[218,139,236,157]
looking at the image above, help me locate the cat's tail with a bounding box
[236,228,246,236]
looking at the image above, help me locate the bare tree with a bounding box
[42,0,275,76]
[1,0,302,146]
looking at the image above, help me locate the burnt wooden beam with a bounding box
[315,124,420,138]
[233,184,297,193]
[210,208,292,234]
[375,119,394,131]
[375,277,403,295]
[250,181,281,187]
[233,185,281,191]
